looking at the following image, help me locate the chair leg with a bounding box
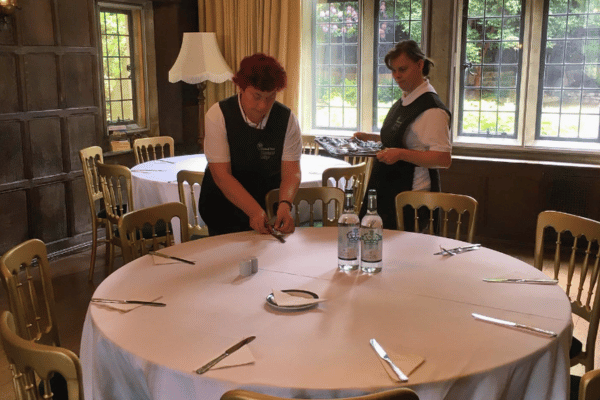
[88,222,99,281]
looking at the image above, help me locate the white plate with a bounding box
[266,289,319,312]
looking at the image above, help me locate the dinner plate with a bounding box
[266,289,319,311]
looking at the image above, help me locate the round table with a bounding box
[81,228,571,400]
[131,154,350,240]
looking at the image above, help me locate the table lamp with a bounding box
[169,32,233,148]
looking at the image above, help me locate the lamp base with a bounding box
[197,82,207,150]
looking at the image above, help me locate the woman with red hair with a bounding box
[199,53,302,236]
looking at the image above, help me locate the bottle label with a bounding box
[361,229,382,262]
[338,227,359,259]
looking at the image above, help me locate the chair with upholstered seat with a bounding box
[534,210,600,372]
[265,187,344,227]
[177,170,208,239]
[220,388,419,400]
[0,239,60,347]
[394,191,478,243]
[118,202,190,263]
[133,136,175,164]
[97,162,134,272]
[1,311,83,400]
[79,145,109,281]
[322,161,371,214]
[301,135,320,155]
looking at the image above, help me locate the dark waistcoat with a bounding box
[199,95,291,235]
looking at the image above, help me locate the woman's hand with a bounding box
[376,148,402,165]
[249,209,271,234]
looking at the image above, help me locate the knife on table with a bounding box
[196,336,256,374]
[472,313,557,337]
[483,278,558,284]
[370,338,409,382]
[91,298,166,307]
[433,244,481,255]
[149,251,195,265]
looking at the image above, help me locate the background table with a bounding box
[81,228,571,400]
[131,154,350,240]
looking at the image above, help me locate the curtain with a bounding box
[198,0,301,115]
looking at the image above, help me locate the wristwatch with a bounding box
[278,200,293,209]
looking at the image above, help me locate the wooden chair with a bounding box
[79,145,109,281]
[220,388,419,400]
[265,187,344,227]
[579,368,600,400]
[301,134,320,155]
[177,170,208,238]
[97,162,134,272]
[322,161,371,214]
[133,136,174,164]
[0,239,60,347]
[394,191,478,243]
[117,202,190,263]
[534,210,600,372]
[1,311,83,400]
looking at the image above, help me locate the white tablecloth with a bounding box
[131,154,350,240]
[81,228,571,400]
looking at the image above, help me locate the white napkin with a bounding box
[271,289,326,306]
[201,341,255,370]
[377,352,425,382]
[91,296,164,314]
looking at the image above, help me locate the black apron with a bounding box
[199,95,291,236]
[361,91,451,230]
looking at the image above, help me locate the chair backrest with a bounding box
[79,146,104,215]
[265,187,344,227]
[395,191,478,243]
[1,311,84,400]
[118,202,190,263]
[580,368,600,400]
[534,210,600,372]
[322,161,371,213]
[97,162,134,225]
[301,135,320,155]
[177,170,208,238]
[133,136,175,164]
[220,388,419,400]
[0,239,61,347]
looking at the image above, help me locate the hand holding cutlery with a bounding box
[91,298,166,307]
[196,336,256,374]
[149,251,195,265]
[370,338,409,382]
[472,313,557,337]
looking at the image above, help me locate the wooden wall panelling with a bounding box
[30,182,67,243]
[24,53,59,111]
[29,116,63,178]
[0,191,29,251]
[20,0,55,47]
[0,121,24,184]
[57,0,92,47]
[0,54,19,113]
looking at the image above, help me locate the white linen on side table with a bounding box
[131,154,350,242]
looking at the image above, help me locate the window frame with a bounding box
[451,0,600,164]
[96,0,159,139]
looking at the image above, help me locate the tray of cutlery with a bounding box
[315,136,383,156]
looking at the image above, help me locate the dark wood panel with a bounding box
[72,177,91,235]
[0,120,24,184]
[24,53,59,111]
[57,0,92,47]
[0,54,19,113]
[0,190,29,253]
[21,0,55,46]
[31,182,67,243]
[29,116,63,178]
[67,113,99,170]
[63,53,96,108]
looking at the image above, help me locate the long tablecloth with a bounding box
[81,228,571,399]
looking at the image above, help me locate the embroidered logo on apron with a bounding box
[257,142,276,160]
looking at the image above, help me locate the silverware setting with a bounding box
[483,278,558,284]
[156,159,175,164]
[370,338,409,382]
[149,251,195,265]
[196,336,256,374]
[472,313,557,337]
[435,244,481,256]
[91,298,166,307]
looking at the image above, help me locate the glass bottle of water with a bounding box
[360,189,383,273]
[337,188,360,271]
